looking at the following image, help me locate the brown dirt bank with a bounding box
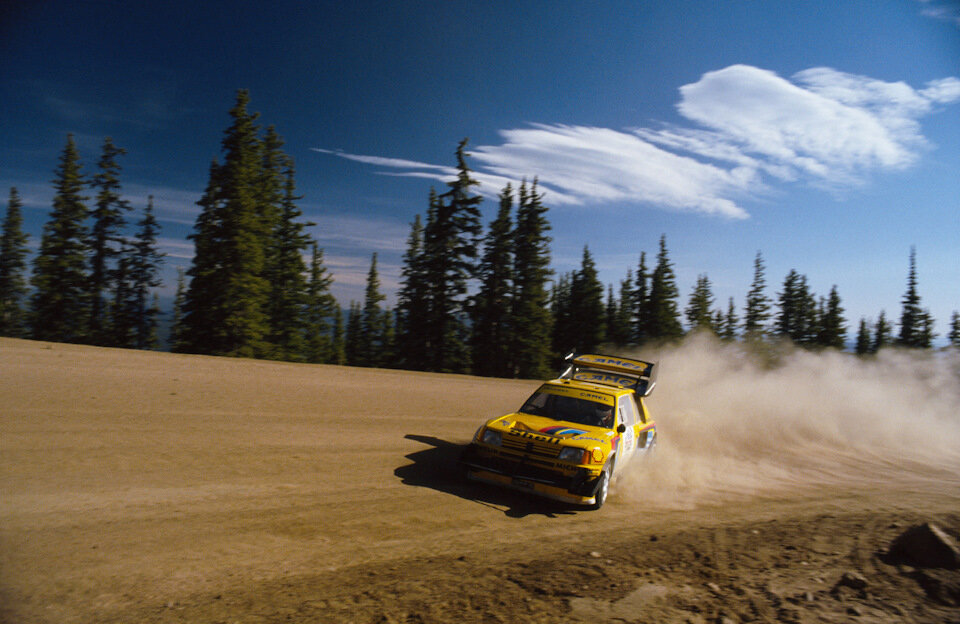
[2,337,959,623]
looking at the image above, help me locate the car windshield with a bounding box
[519,391,614,428]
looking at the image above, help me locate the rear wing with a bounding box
[559,352,659,397]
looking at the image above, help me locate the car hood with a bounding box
[489,412,616,446]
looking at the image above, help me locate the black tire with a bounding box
[590,469,609,510]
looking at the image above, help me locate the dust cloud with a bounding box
[618,333,960,509]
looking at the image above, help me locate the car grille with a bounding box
[502,432,562,459]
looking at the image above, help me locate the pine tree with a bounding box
[358,253,386,367]
[685,274,715,333]
[897,247,928,348]
[872,310,892,353]
[31,134,91,343]
[331,302,346,365]
[855,318,871,355]
[605,285,618,344]
[776,270,817,346]
[267,164,312,361]
[471,184,514,377]
[110,242,137,346]
[169,267,187,351]
[743,251,771,337]
[611,269,635,345]
[303,242,336,363]
[178,159,224,353]
[817,285,846,349]
[948,312,960,348]
[917,309,936,348]
[551,272,575,357]
[634,252,650,343]
[344,301,362,366]
[0,188,30,336]
[421,140,483,372]
[181,90,271,357]
[128,196,164,349]
[381,308,396,366]
[87,137,131,345]
[646,235,683,341]
[569,246,605,353]
[721,297,739,341]
[395,213,429,370]
[510,180,553,378]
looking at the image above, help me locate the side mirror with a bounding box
[617,424,626,434]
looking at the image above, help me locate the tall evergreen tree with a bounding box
[303,242,336,363]
[551,272,575,357]
[646,235,683,341]
[871,310,892,353]
[331,302,346,366]
[897,247,936,349]
[357,253,386,367]
[344,301,362,366]
[685,274,715,333]
[31,134,91,343]
[775,270,817,345]
[87,137,131,344]
[817,285,846,349]
[917,309,936,348]
[177,159,224,353]
[395,213,429,370]
[611,269,635,345]
[510,180,553,378]
[743,251,771,337]
[605,285,618,344]
[569,246,605,353]
[110,242,136,346]
[181,90,271,357]
[128,196,164,349]
[897,247,928,348]
[380,308,397,366]
[948,312,960,348]
[855,318,871,355]
[421,140,483,372]
[267,165,313,361]
[471,184,515,377]
[721,297,739,341]
[0,188,30,336]
[169,267,187,351]
[634,252,650,343]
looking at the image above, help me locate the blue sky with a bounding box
[2,1,958,339]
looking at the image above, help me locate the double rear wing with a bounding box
[559,352,659,397]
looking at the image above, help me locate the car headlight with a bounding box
[481,429,502,446]
[557,447,585,463]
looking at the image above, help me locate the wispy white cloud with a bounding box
[917,0,960,26]
[315,64,959,219]
[305,211,410,253]
[123,184,201,225]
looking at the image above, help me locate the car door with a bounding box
[615,395,637,474]
[621,393,652,455]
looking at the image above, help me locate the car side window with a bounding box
[618,396,637,427]
[620,395,641,426]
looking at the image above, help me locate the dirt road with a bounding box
[2,337,959,623]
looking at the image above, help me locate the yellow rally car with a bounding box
[460,353,658,509]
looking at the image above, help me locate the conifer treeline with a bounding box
[174,90,338,362]
[1,135,164,347]
[2,90,959,367]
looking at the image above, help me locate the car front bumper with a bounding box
[460,443,604,505]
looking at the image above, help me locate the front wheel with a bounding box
[590,470,609,510]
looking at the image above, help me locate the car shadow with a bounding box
[394,434,578,518]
